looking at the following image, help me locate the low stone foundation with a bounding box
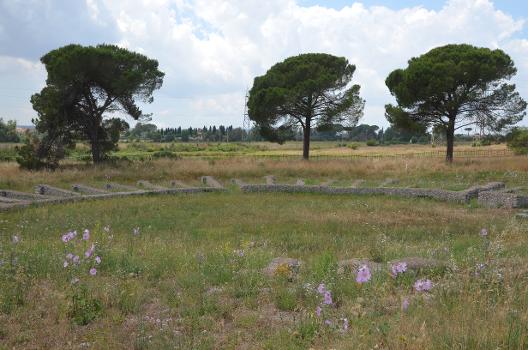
[478,191,528,208]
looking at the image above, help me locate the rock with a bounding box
[35,185,80,197]
[295,179,305,186]
[200,176,223,188]
[388,257,446,271]
[263,257,302,278]
[350,179,365,188]
[170,180,188,188]
[264,175,276,185]
[380,178,399,187]
[230,178,246,187]
[337,259,384,274]
[321,179,335,187]
[72,184,108,194]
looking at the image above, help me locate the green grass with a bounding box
[1,191,527,349]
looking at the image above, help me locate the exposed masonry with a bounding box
[137,180,168,190]
[478,191,528,209]
[2,177,526,211]
[200,176,223,188]
[72,184,109,195]
[240,181,508,205]
[0,178,226,212]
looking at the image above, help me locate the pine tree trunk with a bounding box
[302,118,311,160]
[445,119,455,163]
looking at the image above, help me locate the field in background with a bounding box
[1,148,528,349]
[0,141,514,162]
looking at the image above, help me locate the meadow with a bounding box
[1,145,528,349]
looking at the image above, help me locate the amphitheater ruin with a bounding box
[1,176,527,212]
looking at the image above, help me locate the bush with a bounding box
[507,128,528,155]
[347,143,360,150]
[366,139,379,146]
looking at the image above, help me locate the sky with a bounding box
[0,0,527,129]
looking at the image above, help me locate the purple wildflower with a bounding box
[82,229,90,241]
[414,279,433,292]
[480,228,488,237]
[325,319,332,326]
[95,256,101,264]
[85,244,95,258]
[234,249,244,257]
[63,260,69,268]
[72,255,80,264]
[401,297,410,311]
[317,283,326,295]
[323,291,333,305]
[356,265,371,284]
[391,262,408,277]
[66,253,74,260]
[315,306,322,317]
[89,268,97,276]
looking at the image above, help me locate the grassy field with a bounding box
[0,140,513,161]
[1,153,528,349]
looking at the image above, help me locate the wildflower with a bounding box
[82,229,90,240]
[323,291,333,305]
[315,306,322,317]
[133,227,140,236]
[85,244,95,258]
[234,249,244,257]
[356,265,371,284]
[391,262,408,277]
[72,255,80,264]
[325,319,332,326]
[63,260,69,268]
[71,277,80,284]
[480,228,488,237]
[103,226,110,233]
[89,268,97,276]
[342,318,349,331]
[12,235,20,244]
[66,253,74,260]
[317,283,326,295]
[401,297,410,311]
[414,279,433,292]
[95,256,101,264]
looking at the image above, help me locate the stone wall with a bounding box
[478,191,528,209]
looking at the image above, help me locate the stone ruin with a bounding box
[1,176,527,211]
[0,178,226,211]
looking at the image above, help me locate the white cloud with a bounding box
[1,0,527,128]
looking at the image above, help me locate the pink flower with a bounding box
[414,279,433,292]
[402,297,410,311]
[323,291,333,305]
[89,268,97,276]
[317,283,326,295]
[95,256,101,264]
[356,265,371,284]
[315,306,322,317]
[480,228,488,237]
[391,262,408,277]
[82,229,90,240]
[342,318,349,331]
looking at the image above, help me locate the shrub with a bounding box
[366,139,379,146]
[507,128,528,155]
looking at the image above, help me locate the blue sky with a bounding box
[1,0,527,129]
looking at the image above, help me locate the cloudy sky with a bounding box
[1,0,527,128]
